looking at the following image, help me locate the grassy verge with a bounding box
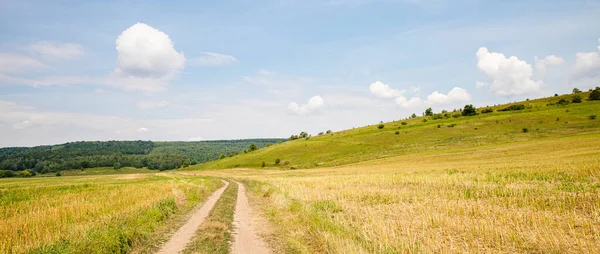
[183,181,238,254]
[0,174,222,253]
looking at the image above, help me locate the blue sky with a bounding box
[1,0,600,147]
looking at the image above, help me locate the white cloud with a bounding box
[572,39,600,80]
[137,127,148,132]
[476,47,543,96]
[194,52,239,66]
[12,120,32,129]
[369,80,404,98]
[110,23,185,92]
[426,87,471,104]
[136,100,170,109]
[475,81,488,88]
[395,96,422,108]
[28,41,84,60]
[0,53,47,73]
[535,55,564,74]
[288,95,325,115]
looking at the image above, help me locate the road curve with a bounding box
[231,181,271,254]
[157,180,229,254]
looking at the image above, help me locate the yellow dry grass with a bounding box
[195,133,600,253]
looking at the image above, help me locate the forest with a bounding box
[0,139,284,174]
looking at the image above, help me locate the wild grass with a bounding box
[197,133,600,253]
[0,173,221,253]
[183,181,238,254]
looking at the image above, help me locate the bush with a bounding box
[411,113,417,118]
[481,108,494,114]
[55,172,61,176]
[432,114,444,120]
[0,170,15,178]
[394,131,400,135]
[401,122,408,125]
[462,104,477,116]
[261,161,266,168]
[498,104,526,111]
[377,124,385,129]
[422,119,428,122]
[573,88,581,93]
[275,158,281,165]
[522,127,529,133]
[452,114,460,118]
[326,130,332,134]
[113,162,122,170]
[589,90,600,101]
[556,98,570,105]
[437,124,441,128]
[248,143,257,152]
[289,135,299,140]
[219,154,226,159]
[448,124,457,128]
[572,95,583,103]
[589,115,597,120]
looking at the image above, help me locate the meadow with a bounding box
[0,173,222,253]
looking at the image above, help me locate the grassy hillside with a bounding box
[195,91,600,170]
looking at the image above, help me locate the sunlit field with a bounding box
[0,173,221,253]
[196,132,600,253]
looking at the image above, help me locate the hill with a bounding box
[0,139,284,175]
[194,90,600,170]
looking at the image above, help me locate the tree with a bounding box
[261,161,266,168]
[326,130,332,134]
[182,161,190,168]
[113,162,121,170]
[573,88,581,93]
[425,108,433,116]
[377,124,385,129]
[299,131,308,138]
[572,95,583,103]
[275,158,281,165]
[462,104,477,116]
[248,143,257,152]
[590,89,600,101]
[411,113,417,118]
[219,154,226,159]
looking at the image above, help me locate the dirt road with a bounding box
[231,181,271,254]
[157,180,229,254]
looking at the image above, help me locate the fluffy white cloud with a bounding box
[426,87,471,104]
[535,55,564,74]
[475,81,488,88]
[0,53,47,73]
[194,52,239,66]
[369,80,404,98]
[288,95,325,115]
[110,23,185,92]
[28,41,85,60]
[476,47,543,96]
[395,96,422,108]
[572,39,600,80]
[136,100,170,109]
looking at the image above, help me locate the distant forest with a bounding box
[0,139,284,173]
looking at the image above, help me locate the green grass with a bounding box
[193,91,600,170]
[183,181,238,254]
[40,167,158,176]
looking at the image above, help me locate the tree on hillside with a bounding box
[219,154,226,159]
[573,88,581,93]
[462,104,477,116]
[590,89,600,101]
[113,162,121,170]
[326,130,332,134]
[411,113,417,118]
[425,108,433,116]
[299,131,308,138]
[248,143,257,152]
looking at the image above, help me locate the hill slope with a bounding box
[195,90,600,170]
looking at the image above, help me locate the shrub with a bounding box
[432,114,444,120]
[395,131,400,135]
[401,121,408,125]
[572,95,583,103]
[248,143,257,152]
[326,130,332,134]
[289,135,299,140]
[0,170,15,178]
[462,104,477,116]
[437,124,441,128]
[590,115,597,120]
[377,124,385,129]
[498,104,526,111]
[589,90,600,100]
[299,131,308,138]
[261,161,266,168]
[318,132,324,136]
[55,172,61,176]
[448,124,457,128]
[422,119,428,122]
[554,93,559,96]
[573,88,581,93]
[219,154,226,159]
[452,114,460,118]
[481,108,494,114]
[556,98,570,105]
[20,170,33,177]
[411,113,417,118]
[522,127,529,133]
[275,158,281,165]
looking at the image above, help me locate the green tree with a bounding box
[326,130,332,134]
[275,158,281,165]
[248,143,257,152]
[573,88,581,93]
[219,154,226,159]
[299,131,308,138]
[113,162,121,170]
[572,95,583,103]
[425,108,433,116]
[590,90,600,101]
[462,104,477,116]
[261,161,266,168]
[411,113,417,118]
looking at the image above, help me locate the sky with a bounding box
[1,0,600,147]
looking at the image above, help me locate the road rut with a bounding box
[231,181,271,254]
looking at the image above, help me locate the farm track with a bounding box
[230,181,271,254]
[157,180,229,254]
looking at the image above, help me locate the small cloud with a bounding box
[475,81,488,88]
[369,80,405,98]
[288,95,325,115]
[13,120,32,129]
[137,127,149,132]
[395,96,422,108]
[535,55,564,74]
[571,38,600,81]
[136,100,170,109]
[28,41,85,60]
[194,52,239,66]
[0,53,47,74]
[426,87,471,105]
[476,47,542,96]
[258,69,275,76]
